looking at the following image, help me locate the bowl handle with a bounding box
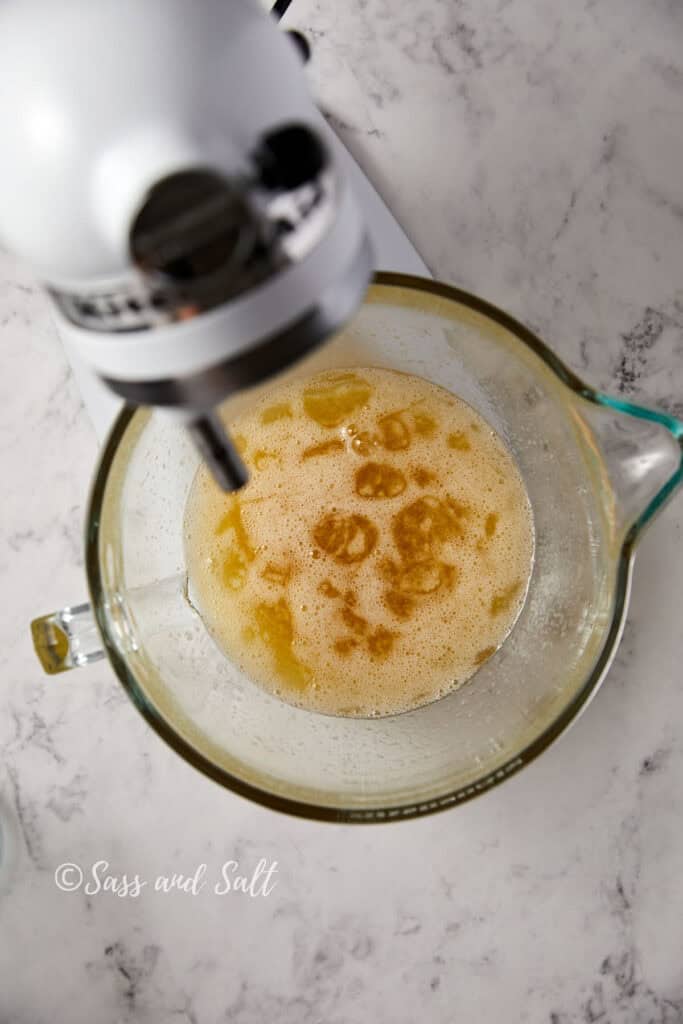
[30,603,105,675]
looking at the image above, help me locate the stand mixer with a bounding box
[0,0,375,490]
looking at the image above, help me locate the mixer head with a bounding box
[0,0,373,489]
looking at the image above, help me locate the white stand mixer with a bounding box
[0,0,425,488]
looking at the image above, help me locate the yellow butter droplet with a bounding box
[303,373,373,427]
[251,598,311,690]
[261,402,292,424]
[447,431,471,451]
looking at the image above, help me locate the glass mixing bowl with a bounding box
[32,274,683,822]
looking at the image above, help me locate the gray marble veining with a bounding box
[1,0,683,1021]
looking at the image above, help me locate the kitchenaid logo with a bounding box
[54,858,278,899]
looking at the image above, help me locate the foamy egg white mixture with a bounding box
[184,367,534,717]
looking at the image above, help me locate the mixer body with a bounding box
[0,0,372,487]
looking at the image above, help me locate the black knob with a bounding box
[255,124,327,191]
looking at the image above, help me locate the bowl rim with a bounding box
[84,271,638,823]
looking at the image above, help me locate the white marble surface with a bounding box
[2,0,683,1020]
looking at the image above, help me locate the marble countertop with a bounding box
[2,0,683,1020]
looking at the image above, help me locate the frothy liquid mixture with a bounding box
[184,368,534,717]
